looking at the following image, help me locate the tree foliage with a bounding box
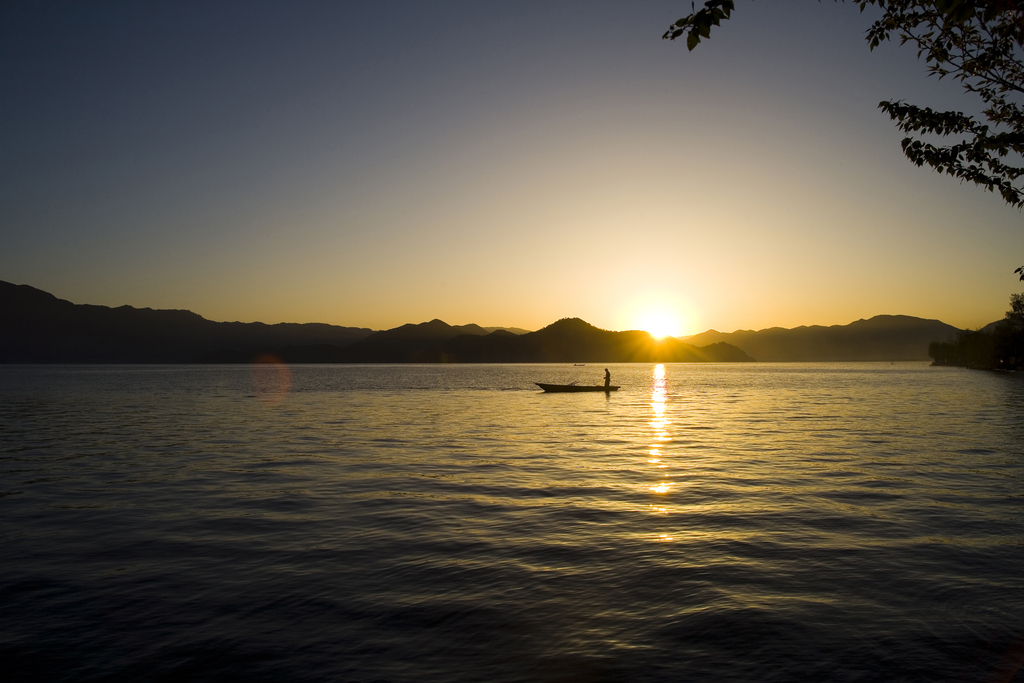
[928,291,1024,367]
[665,1,1024,277]
[663,0,737,50]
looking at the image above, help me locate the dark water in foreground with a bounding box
[1,363,1023,682]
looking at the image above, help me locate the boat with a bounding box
[536,383,620,393]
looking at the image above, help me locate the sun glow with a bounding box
[618,293,700,340]
[638,310,683,339]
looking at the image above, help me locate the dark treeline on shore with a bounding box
[929,294,1024,370]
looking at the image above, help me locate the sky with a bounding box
[2,1,1022,335]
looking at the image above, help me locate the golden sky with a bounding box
[2,1,1021,334]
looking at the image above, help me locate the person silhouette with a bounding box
[604,368,611,388]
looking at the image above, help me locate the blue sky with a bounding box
[2,1,1021,333]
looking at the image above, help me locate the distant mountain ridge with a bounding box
[336,319,492,363]
[0,281,374,363]
[224,318,753,363]
[1,281,966,363]
[0,282,752,363]
[422,318,754,363]
[683,315,961,361]
[483,326,531,335]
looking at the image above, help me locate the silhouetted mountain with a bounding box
[483,326,531,335]
[683,315,961,361]
[979,320,1003,334]
[423,318,755,363]
[3,282,963,364]
[0,281,373,363]
[338,319,492,362]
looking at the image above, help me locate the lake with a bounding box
[1,362,1022,682]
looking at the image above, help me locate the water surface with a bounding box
[1,363,1022,682]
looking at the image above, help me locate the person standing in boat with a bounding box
[604,368,611,388]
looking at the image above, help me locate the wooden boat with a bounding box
[536,383,620,393]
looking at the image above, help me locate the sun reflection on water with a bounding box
[648,364,673,506]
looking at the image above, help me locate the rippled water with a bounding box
[1,363,1023,682]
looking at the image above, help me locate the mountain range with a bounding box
[681,315,961,361]
[1,280,967,363]
[357,317,755,364]
[1,281,373,363]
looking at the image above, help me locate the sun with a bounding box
[621,295,697,339]
[638,310,683,339]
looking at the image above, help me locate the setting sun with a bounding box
[638,310,683,339]
[619,294,698,340]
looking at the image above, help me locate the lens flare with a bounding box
[251,354,292,406]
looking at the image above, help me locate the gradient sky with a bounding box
[2,1,1022,334]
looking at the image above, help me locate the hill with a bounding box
[0,282,752,364]
[3,281,962,363]
[425,318,754,363]
[0,281,373,363]
[337,319,492,362]
[272,318,753,363]
[683,315,961,361]
[483,326,531,335]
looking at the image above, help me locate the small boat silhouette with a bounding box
[536,383,619,393]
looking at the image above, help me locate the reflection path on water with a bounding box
[648,364,674,524]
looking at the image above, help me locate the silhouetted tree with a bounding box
[665,1,1024,277]
[929,328,997,366]
[928,291,1024,367]
[992,291,1024,364]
